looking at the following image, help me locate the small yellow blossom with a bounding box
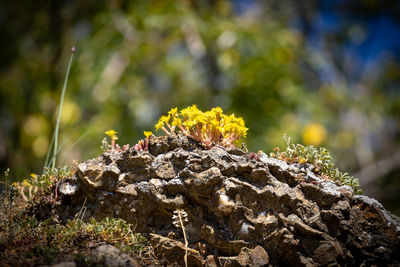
[168,107,178,117]
[105,129,118,140]
[105,130,117,137]
[144,131,153,138]
[171,117,182,127]
[299,157,307,164]
[155,116,170,131]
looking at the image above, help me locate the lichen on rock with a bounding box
[57,134,400,266]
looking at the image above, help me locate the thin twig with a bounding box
[178,210,188,267]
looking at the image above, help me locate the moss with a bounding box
[270,134,363,194]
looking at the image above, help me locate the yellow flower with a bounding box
[180,105,201,120]
[144,131,153,138]
[171,117,182,127]
[299,157,307,164]
[105,130,117,136]
[182,119,196,128]
[105,130,117,137]
[155,121,164,131]
[155,115,170,131]
[105,129,118,141]
[168,107,178,117]
[210,107,223,120]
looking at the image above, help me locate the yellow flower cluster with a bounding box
[154,105,248,148]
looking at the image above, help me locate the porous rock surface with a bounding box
[58,134,400,266]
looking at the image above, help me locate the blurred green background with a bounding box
[1,0,400,214]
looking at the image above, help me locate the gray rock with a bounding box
[59,182,78,196]
[58,134,400,267]
[90,244,141,267]
[41,262,76,267]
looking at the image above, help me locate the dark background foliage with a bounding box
[1,0,399,214]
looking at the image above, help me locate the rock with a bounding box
[44,262,76,267]
[59,182,78,196]
[57,134,400,266]
[90,244,141,267]
[237,246,269,266]
[149,234,203,266]
[205,255,219,267]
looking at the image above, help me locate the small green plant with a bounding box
[11,166,73,203]
[154,105,248,149]
[271,134,363,194]
[60,217,146,253]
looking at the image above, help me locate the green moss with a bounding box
[271,134,363,194]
